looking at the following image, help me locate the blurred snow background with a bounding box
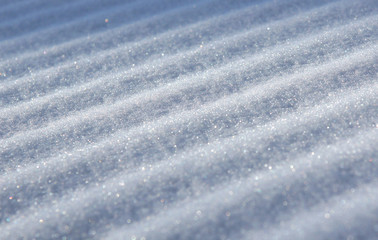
[0,0,377,239]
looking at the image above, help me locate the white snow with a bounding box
[0,0,377,239]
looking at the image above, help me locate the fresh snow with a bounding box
[0,0,377,239]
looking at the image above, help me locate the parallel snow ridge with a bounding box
[0,0,377,239]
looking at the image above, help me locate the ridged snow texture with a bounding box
[0,0,377,239]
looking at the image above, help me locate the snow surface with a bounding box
[0,0,377,239]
